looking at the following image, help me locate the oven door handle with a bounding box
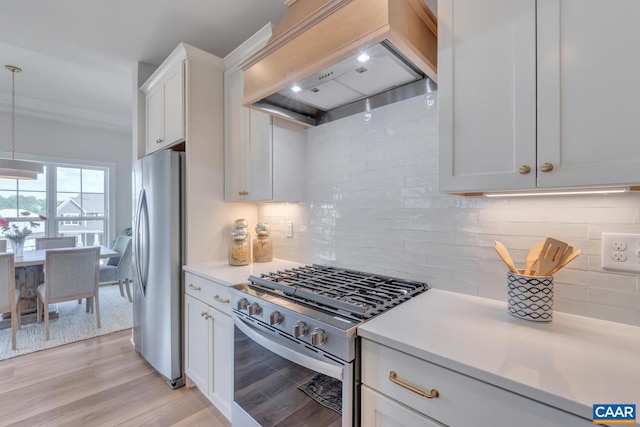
[234,314,344,381]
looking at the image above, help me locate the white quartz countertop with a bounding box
[357,289,640,421]
[183,259,304,287]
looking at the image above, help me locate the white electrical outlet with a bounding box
[602,233,640,273]
[286,221,293,238]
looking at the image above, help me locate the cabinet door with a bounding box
[361,385,443,427]
[247,108,273,201]
[438,0,537,193]
[537,0,640,188]
[163,61,185,146]
[184,294,210,394]
[272,117,306,202]
[224,67,250,201]
[208,308,232,420]
[146,88,163,154]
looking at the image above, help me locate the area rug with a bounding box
[0,285,133,360]
[298,373,343,414]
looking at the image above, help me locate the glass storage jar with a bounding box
[253,223,272,263]
[229,219,250,266]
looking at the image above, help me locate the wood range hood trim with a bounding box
[239,0,437,127]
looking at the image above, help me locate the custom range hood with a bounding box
[239,0,437,127]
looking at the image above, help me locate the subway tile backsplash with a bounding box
[258,92,640,327]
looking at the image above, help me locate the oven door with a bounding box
[233,312,353,427]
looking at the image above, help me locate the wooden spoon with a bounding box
[494,241,518,274]
[524,241,545,276]
[535,238,569,276]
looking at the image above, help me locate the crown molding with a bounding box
[0,93,130,133]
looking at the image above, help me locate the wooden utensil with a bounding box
[548,248,581,276]
[524,241,545,276]
[535,238,569,276]
[494,241,519,273]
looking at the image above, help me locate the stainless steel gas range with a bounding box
[229,264,428,427]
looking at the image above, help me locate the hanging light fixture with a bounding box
[0,65,43,180]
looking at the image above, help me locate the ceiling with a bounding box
[0,0,288,132]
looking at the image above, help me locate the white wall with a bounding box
[0,111,132,241]
[258,92,640,327]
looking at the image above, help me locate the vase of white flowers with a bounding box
[0,212,48,256]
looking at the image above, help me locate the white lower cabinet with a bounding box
[361,339,589,427]
[184,272,232,420]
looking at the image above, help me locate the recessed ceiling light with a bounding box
[357,53,370,63]
[291,85,302,93]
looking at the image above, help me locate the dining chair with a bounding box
[36,246,100,340]
[99,236,132,302]
[0,253,18,350]
[35,236,77,250]
[0,240,7,253]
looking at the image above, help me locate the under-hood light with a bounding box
[291,84,302,93]
[484,187,629,197]
[357,53,370,63]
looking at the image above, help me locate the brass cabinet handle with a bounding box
[156,138,164,144]
[540,162,554,173]
[188,284,201,291]
[213,294,230,304]
[389,371,440,399]
[519,165,531,175]
[238,191,249,196]
[200,312,211,320]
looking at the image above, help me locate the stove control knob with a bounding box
[293,321,307,338]
[311,328,327,346]
[269,311,283,325]
[248,303,261,316]
[237,298,249,311]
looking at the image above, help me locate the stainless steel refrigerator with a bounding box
[132,149,185,389]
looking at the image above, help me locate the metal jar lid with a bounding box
[255,222,270,236]
[231,227,248,241]
[232,218,248,229]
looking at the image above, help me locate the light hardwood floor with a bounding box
[0,329,231,427]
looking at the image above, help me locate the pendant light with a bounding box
[0,65,43,180]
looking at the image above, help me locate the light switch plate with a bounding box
[602,233,640,273]
[286,221,293,238]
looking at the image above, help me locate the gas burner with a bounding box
[247,264,428,320]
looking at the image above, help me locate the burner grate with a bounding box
[248,264,427,320]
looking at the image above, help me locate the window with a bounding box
[56,167,107,247]
[0,168,48,251]
[0,163,109,251]
[62,213,79,226]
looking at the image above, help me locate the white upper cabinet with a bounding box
[536,0,640,188]
[142,61,185,154]
[224,24,306,202]
[439,0,640,193]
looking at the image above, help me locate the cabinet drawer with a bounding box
[361,340,588,427]
[184,272,231,315]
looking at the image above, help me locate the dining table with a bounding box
[14,245,119,314]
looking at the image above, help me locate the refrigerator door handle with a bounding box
[135,189,148,295]
[141,191,150,291]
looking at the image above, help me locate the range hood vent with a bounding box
[239,0,437,127]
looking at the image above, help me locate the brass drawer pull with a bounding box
[188,284,201,291]
[213,294,230,304]
[238,191,249,196]
[389,371,440,399]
